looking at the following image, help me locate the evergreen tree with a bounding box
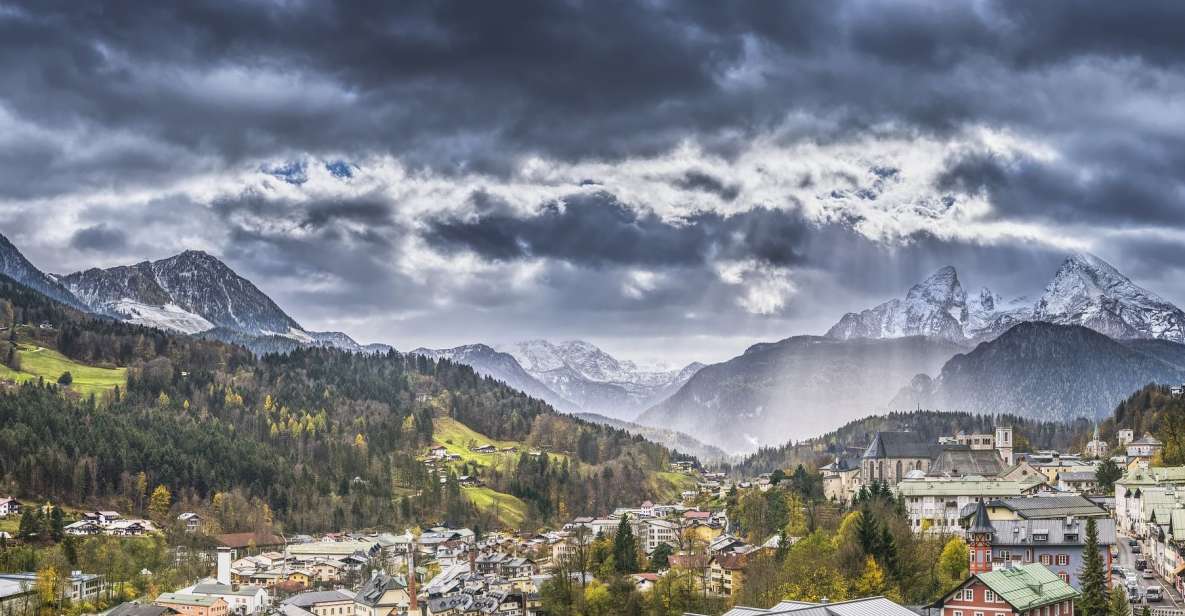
[49,506,64,542]
[1079,518,1107,615]
[1107,585,1128,616]
[1096,459,1123,495]
[613,515,639,573]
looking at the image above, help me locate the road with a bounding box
[1115,530,1183,609]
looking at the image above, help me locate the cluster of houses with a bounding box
[64,510,160,537]
[708,562,1081,616]
[1114,465,1185,597]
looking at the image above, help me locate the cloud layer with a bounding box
[2,0,1184,363]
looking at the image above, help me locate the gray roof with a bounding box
[1058,472,1098,482]
[988,495,1109,519]
[969,501,994,536]
[989,518,1116,547]
[862,432,938,460]
[281,589,355,607]
[929,447,1005,477]
[355,573,407,607]
[107,603,178,616]
[427,593,475,613]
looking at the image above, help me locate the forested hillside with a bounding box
[0,274,683,534]
[734,409,1091,476]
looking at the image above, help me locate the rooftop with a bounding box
[975,564,1078,610]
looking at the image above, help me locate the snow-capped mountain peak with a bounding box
[1032,252,1185,341]
[827,252,1185,343]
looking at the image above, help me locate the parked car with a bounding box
[1136,559,1148,570]
[1112,564,1124,576]
[1146,586,1163,602]
[1143,569,1155,580]
[1128,585,1142,603]
[1129,538,1139,547]
[1132,544,1143,554]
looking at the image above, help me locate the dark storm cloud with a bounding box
[69,224,128,252]
[4,0,1185,188]
[936,140,1185,228]
[424,191,809,268]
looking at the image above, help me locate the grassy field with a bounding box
[649,470,700,502]
[463,486,528,528]
[0,515,18,536]
[431,417,567,469]
[0,344,126,397]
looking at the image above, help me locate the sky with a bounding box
[2,1,1185,365]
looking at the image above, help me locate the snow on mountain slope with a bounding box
[825,266,974,342]
[60,250,387,352]
[0,232,88,310]
[499,339,703,419]
[412,344,577,411]
[109,299,216,334]
[825,253,1185,344]
[1033,253,1185,342]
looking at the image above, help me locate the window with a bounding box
[1040,554,1052,565]
[984,590,995,602]
[1057,554,1069,566]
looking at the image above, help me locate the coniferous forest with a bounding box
[0,274,680,534]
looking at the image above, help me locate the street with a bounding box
[1115,530,1184,609]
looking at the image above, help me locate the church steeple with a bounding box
[968,500,995,574]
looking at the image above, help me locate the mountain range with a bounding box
[642,253,1185,452]
[413,339,703,420]
[7,226,1185,457]
[0,233,389,355]
[825,253,1185,344]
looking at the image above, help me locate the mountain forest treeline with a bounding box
[0,274,680,533]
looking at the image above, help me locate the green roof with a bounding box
[977,564,1079,611]
[156,593,223,607]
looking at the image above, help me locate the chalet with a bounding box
[631,573,658,593]
[430,446,449,459]
[353,573,411,616]
[178,512,202,533]
[935,563,1078,616]
[0,497,20,518]
[471,444,498,454]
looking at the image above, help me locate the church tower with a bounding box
[994,426,1014,466]
[968,500,995,575]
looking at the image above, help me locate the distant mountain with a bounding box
[0,232,87,310]
[891,322,1185,422]
[1032,253,1185,342]
[59,250,384,353]
[573,412,731,464]
[826,253,1185,344]
[637,335,964,453]
[499,340,704,420]
[411,344,578,412]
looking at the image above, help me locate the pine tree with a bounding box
[1107,585,1129,616]
[613,515,639,573]
[1079,518,1107,615]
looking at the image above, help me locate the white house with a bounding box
[185,582,270,614]
[0,498,19,518]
